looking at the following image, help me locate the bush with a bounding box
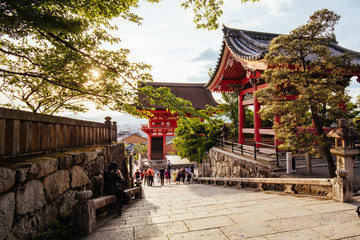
[33,220,70,240]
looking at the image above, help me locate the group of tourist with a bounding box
[133,165,194,186]
[103,161,194,216]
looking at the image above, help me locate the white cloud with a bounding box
[186,75,208,83]
[190,48,219,62]
[160,21,169,28]
[260,0,294,16]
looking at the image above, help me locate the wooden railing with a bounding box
[0,107,117,159]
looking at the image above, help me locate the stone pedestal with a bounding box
[331,148,359,183]
[332,170,353,202]
[73,190,94,236]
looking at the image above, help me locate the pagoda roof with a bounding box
[206,25,360,91]
[136,82,218,110]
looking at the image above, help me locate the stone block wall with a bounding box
[199,147,277,180]
[0,143,126,240]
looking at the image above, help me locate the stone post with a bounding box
[286,152,295,174]
[73,190,95,236]
[105,116,112,144]
[332,169,353,202]
[305,153,312,174]
[135,180,142,199]
[112,121,117,143]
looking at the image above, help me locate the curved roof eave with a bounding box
[206,25,360,90]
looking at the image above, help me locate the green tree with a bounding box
[351,95,360,132]
[0,0,228,115]
[255,9,355,177]
[174,110,222,163]
[218,92,238,141]
[133,142,147,162]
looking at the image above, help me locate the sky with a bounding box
[58,0,360,124]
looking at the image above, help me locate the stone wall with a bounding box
[0,143,126,240]
[199,147,277,180]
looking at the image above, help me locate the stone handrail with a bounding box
[195,176,331,186]
[0,107,117,159]
[193,176,351,202]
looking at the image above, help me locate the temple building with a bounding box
[206,25,360,146]
[137,82,218,162]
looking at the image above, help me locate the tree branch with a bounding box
[0,68,117,100]
[0,48,42,67]
[36,30,136,90]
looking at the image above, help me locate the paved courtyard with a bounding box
[81,183,360,240]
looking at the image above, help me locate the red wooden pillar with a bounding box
[274,115,281,146]
[238,93,245,144]
[162,133,166,160]
[147,134,152,160]
[254,89,261,146]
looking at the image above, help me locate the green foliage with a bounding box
[32,220,70,240]
[349,96,360,132]
[255,9,355,177]
[174,111,223,163]
[133,143,147,161]
[0,0,224,115]
[218,92,238,141]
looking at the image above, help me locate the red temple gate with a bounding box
[137,82,218,160]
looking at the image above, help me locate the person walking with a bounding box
[146,167,155,186]
[134,169,141,182]
[140,170,145,181]
[159,166,165,186]
[181,168,186,184]
[167,160,172,172]
[185,166,192,184]
[176,169,182,185]
[165,169,171,185]
[143,168,148,186]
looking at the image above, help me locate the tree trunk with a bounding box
[311,108,336,178]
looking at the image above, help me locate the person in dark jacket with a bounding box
[104,162,130,215]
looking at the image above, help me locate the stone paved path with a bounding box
[80,183,360,240]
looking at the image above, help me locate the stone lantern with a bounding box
[327,118,360,182]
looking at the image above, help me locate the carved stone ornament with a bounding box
[75,190,93,201]
[336,169,348,179]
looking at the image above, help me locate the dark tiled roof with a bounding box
[207,25,360,88]
[222,25,360,63]
[137,82,218,110]
[223,26,279,61]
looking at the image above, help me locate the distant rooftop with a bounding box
[136,82,218,110]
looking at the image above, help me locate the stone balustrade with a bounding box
[198,147,353,202]
[0,107,117,159]
[194,174,352,202]
[194,176,332,196]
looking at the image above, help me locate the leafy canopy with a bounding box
[174,107,222,163]
[0,0,231,115]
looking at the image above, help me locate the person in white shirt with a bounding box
[185,166,192,184]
